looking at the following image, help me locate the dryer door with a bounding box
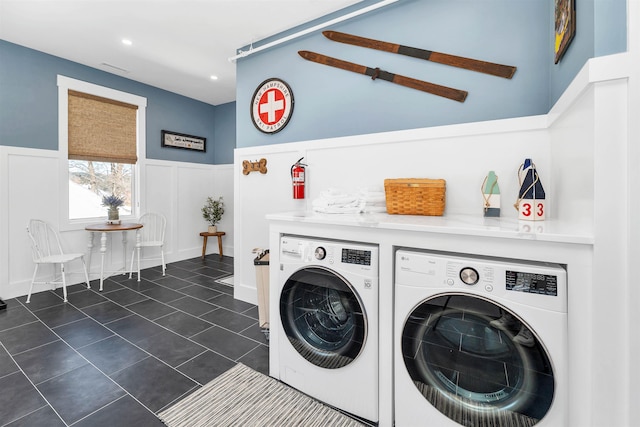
[402,294,554,426]
[280,266,366,369]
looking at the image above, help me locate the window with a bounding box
[58,76,147,228]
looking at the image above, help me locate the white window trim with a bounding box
[57,75,147,231]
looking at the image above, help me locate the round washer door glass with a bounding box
[402,294,555,426]
[280,266,366,369]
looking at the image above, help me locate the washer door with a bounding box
[280,266,366,369]
[402,294,554,426]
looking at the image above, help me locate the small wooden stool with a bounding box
[199,231,226,259]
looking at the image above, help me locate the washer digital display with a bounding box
[506,271,558,296]
[342,249,371,265]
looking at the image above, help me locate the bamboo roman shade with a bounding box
[68,90,138,164]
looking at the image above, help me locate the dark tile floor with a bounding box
[0,255,269,426]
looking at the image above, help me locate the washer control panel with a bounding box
[280,236,378,275]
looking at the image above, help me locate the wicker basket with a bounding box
[384,178,446,216]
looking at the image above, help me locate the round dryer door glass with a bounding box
[402,294,554,426]
[280,266,366,369]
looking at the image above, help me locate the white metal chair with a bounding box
[129,212,166,281]
[26,219,91,303]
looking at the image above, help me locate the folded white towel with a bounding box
[312,187,387,214]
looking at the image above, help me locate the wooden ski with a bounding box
[323,30,516,79]
[298,51,467,103]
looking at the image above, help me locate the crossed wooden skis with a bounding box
[298,31,517,102]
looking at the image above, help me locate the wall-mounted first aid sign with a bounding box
[251,78,294,134]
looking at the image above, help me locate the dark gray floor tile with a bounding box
[108,273,137,283]
[106,314,166,344]
[242,305,259,320]
[73,395,165,427]
[53,317,113,349]
[0,372,48,425]
[167,296,218,317]
[77,335,149,375]
[103,287,147,306]
[120,277,160,293]
[199,307,257,333]
[5,404,66,427]
[140,269,166,281]
[154,311,213,338]
[110,357,197,413]
[14,340,87,385]
[199,279,234,295]
[64,289,108,308]
[52,282,89,297]
[37,364,125,425]
[135,329,206,367]
[152,275,193,290]
[190,326,260,360]
[203,256,234,270]
[1,298,22,310]
[167,259,199,270]
[0,322,59,355]
[191,266,229,279]
[238,344,269,375]
[164,266,198,280]
[80,301,132,324]
[208,293,256,313]
[32,303,87,328]
[140,286,184,303]
[184,273,220,286]
[0,306,38,332]
[0,346,19,377]
[176,350,235,385]
[127,298,177,320]
[178,284,222,300]
[95,278,125,292]
[239,322,269,345]
[17,291,65,311]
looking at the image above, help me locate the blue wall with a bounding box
[213,102,237,165]
[1,0,627,157]
[236,0,627,148]
[0,40,233,165]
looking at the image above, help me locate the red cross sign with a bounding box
[251,78,294,134]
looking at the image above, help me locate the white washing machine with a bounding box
[395,249,567,427]
[275,235,379,423]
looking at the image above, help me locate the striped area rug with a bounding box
[158,363,366,427]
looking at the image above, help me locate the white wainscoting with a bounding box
[0,147,233,300]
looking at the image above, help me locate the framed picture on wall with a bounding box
[554,0,576,64]
[161,130,206,152]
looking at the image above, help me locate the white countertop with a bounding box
[266,211,594,245]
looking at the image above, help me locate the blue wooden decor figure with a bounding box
[516,158,545,221]
[482,171,500,217]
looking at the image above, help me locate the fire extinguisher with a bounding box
[291,157,306,199]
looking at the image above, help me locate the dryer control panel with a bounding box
[396,249,567,313]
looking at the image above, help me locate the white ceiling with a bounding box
[0,0,363,106]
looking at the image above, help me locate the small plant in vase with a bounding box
[202,196,224,233]
[102,194,125,224]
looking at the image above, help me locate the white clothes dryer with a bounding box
[395,249,567,427]
[275,235,379,423]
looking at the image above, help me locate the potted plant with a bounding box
[102,194,125,224]
[202,196,224,233]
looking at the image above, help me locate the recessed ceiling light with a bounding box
[210,75,219,81]
[122,39,133,46]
